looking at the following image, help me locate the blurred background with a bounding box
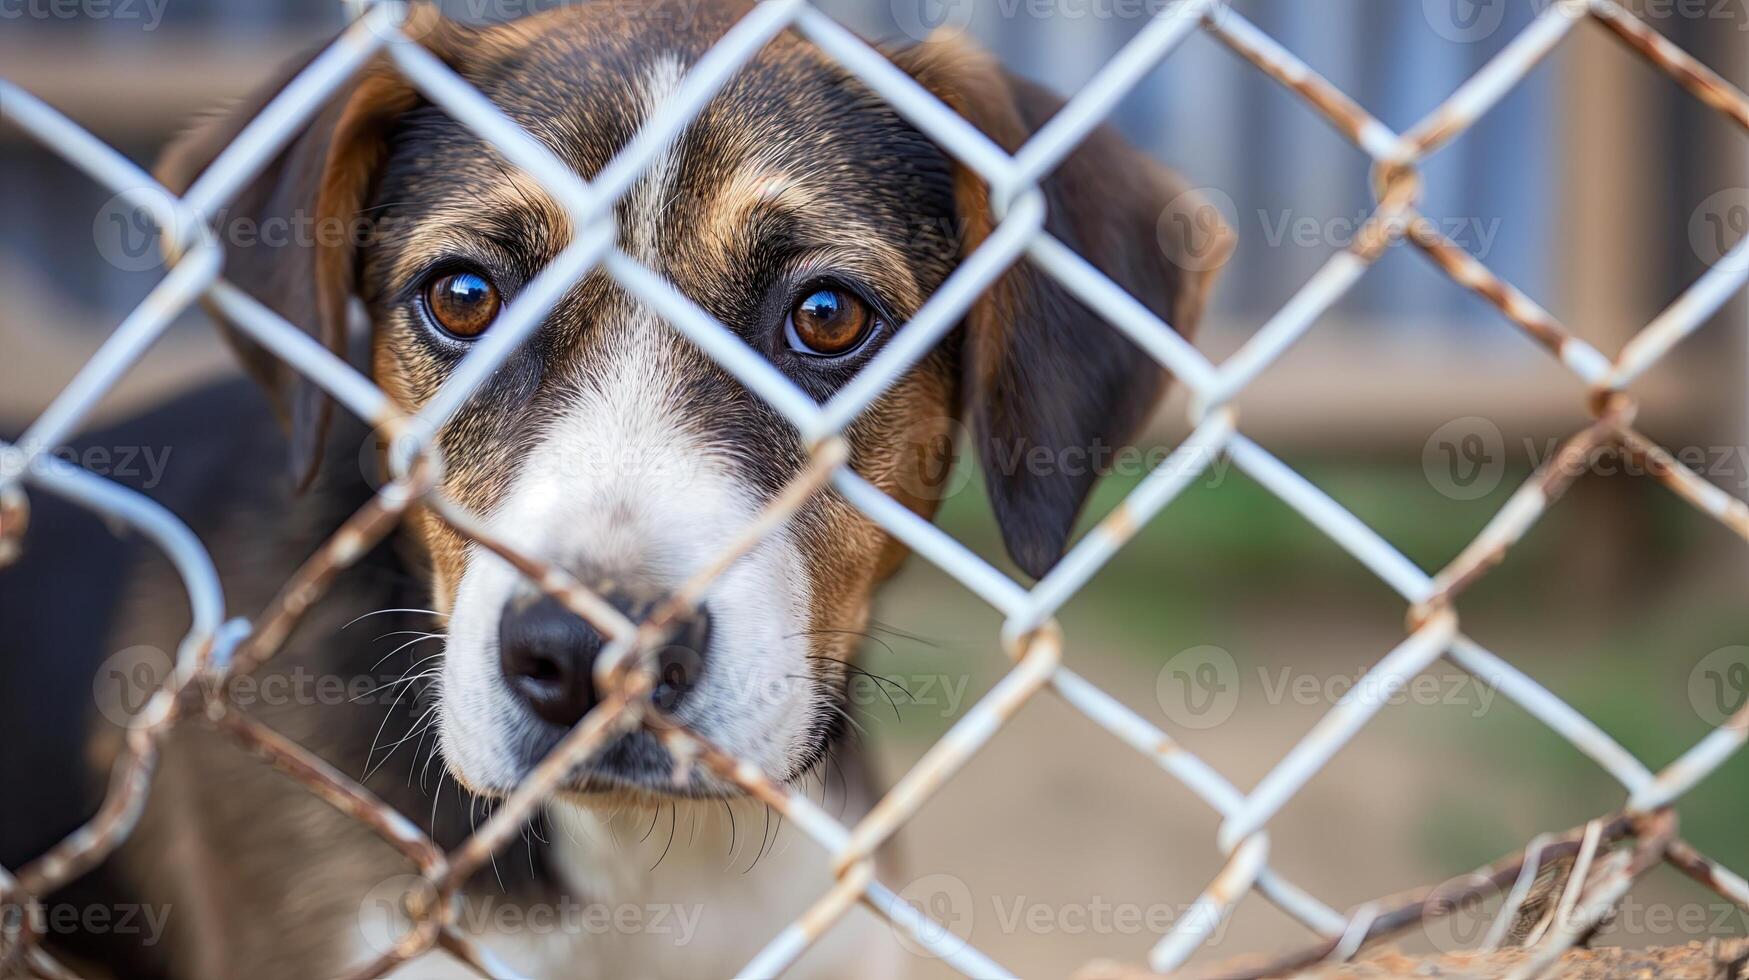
[2,0,1745,974]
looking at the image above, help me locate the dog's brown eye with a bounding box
[424,270,500,339]
[787,287,875,357]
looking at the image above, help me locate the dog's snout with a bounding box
[498,594,712,727]
[498,594,604,727]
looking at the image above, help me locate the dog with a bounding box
[0,2,1228,976]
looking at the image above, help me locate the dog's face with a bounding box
[160,3,1226,799]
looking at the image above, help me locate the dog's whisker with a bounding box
[742,802,773,875]
[405,705,442,787]
[828,748,849,821]
[721,799,737,870]
[651,802,677,871]
[365,632,447,671]
[370,628,446,646]
[364,701,441,780]
[363,668,443,771]
[428,766,449,838]
[342,608,446,630]
[808,657,912,696]
[362,672,440,773]
[638,802,662,844]
[418,718,447,790]
[790,627,897,659]
[815,699,869,741]
[865,619,943,649]
[351,666,442,703]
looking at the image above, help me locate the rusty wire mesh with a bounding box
[1,0,1747,976]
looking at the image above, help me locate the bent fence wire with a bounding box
[2,0,1747,976]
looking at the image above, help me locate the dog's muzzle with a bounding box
[497,593,712,728]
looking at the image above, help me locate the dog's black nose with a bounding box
[498,594,711,728]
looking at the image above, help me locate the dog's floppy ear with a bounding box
[155,9,472,489]
[896,38,1232,579]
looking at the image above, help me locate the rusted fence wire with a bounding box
[1,0,1746,976]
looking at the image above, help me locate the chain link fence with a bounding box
[1,0,1746,976]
